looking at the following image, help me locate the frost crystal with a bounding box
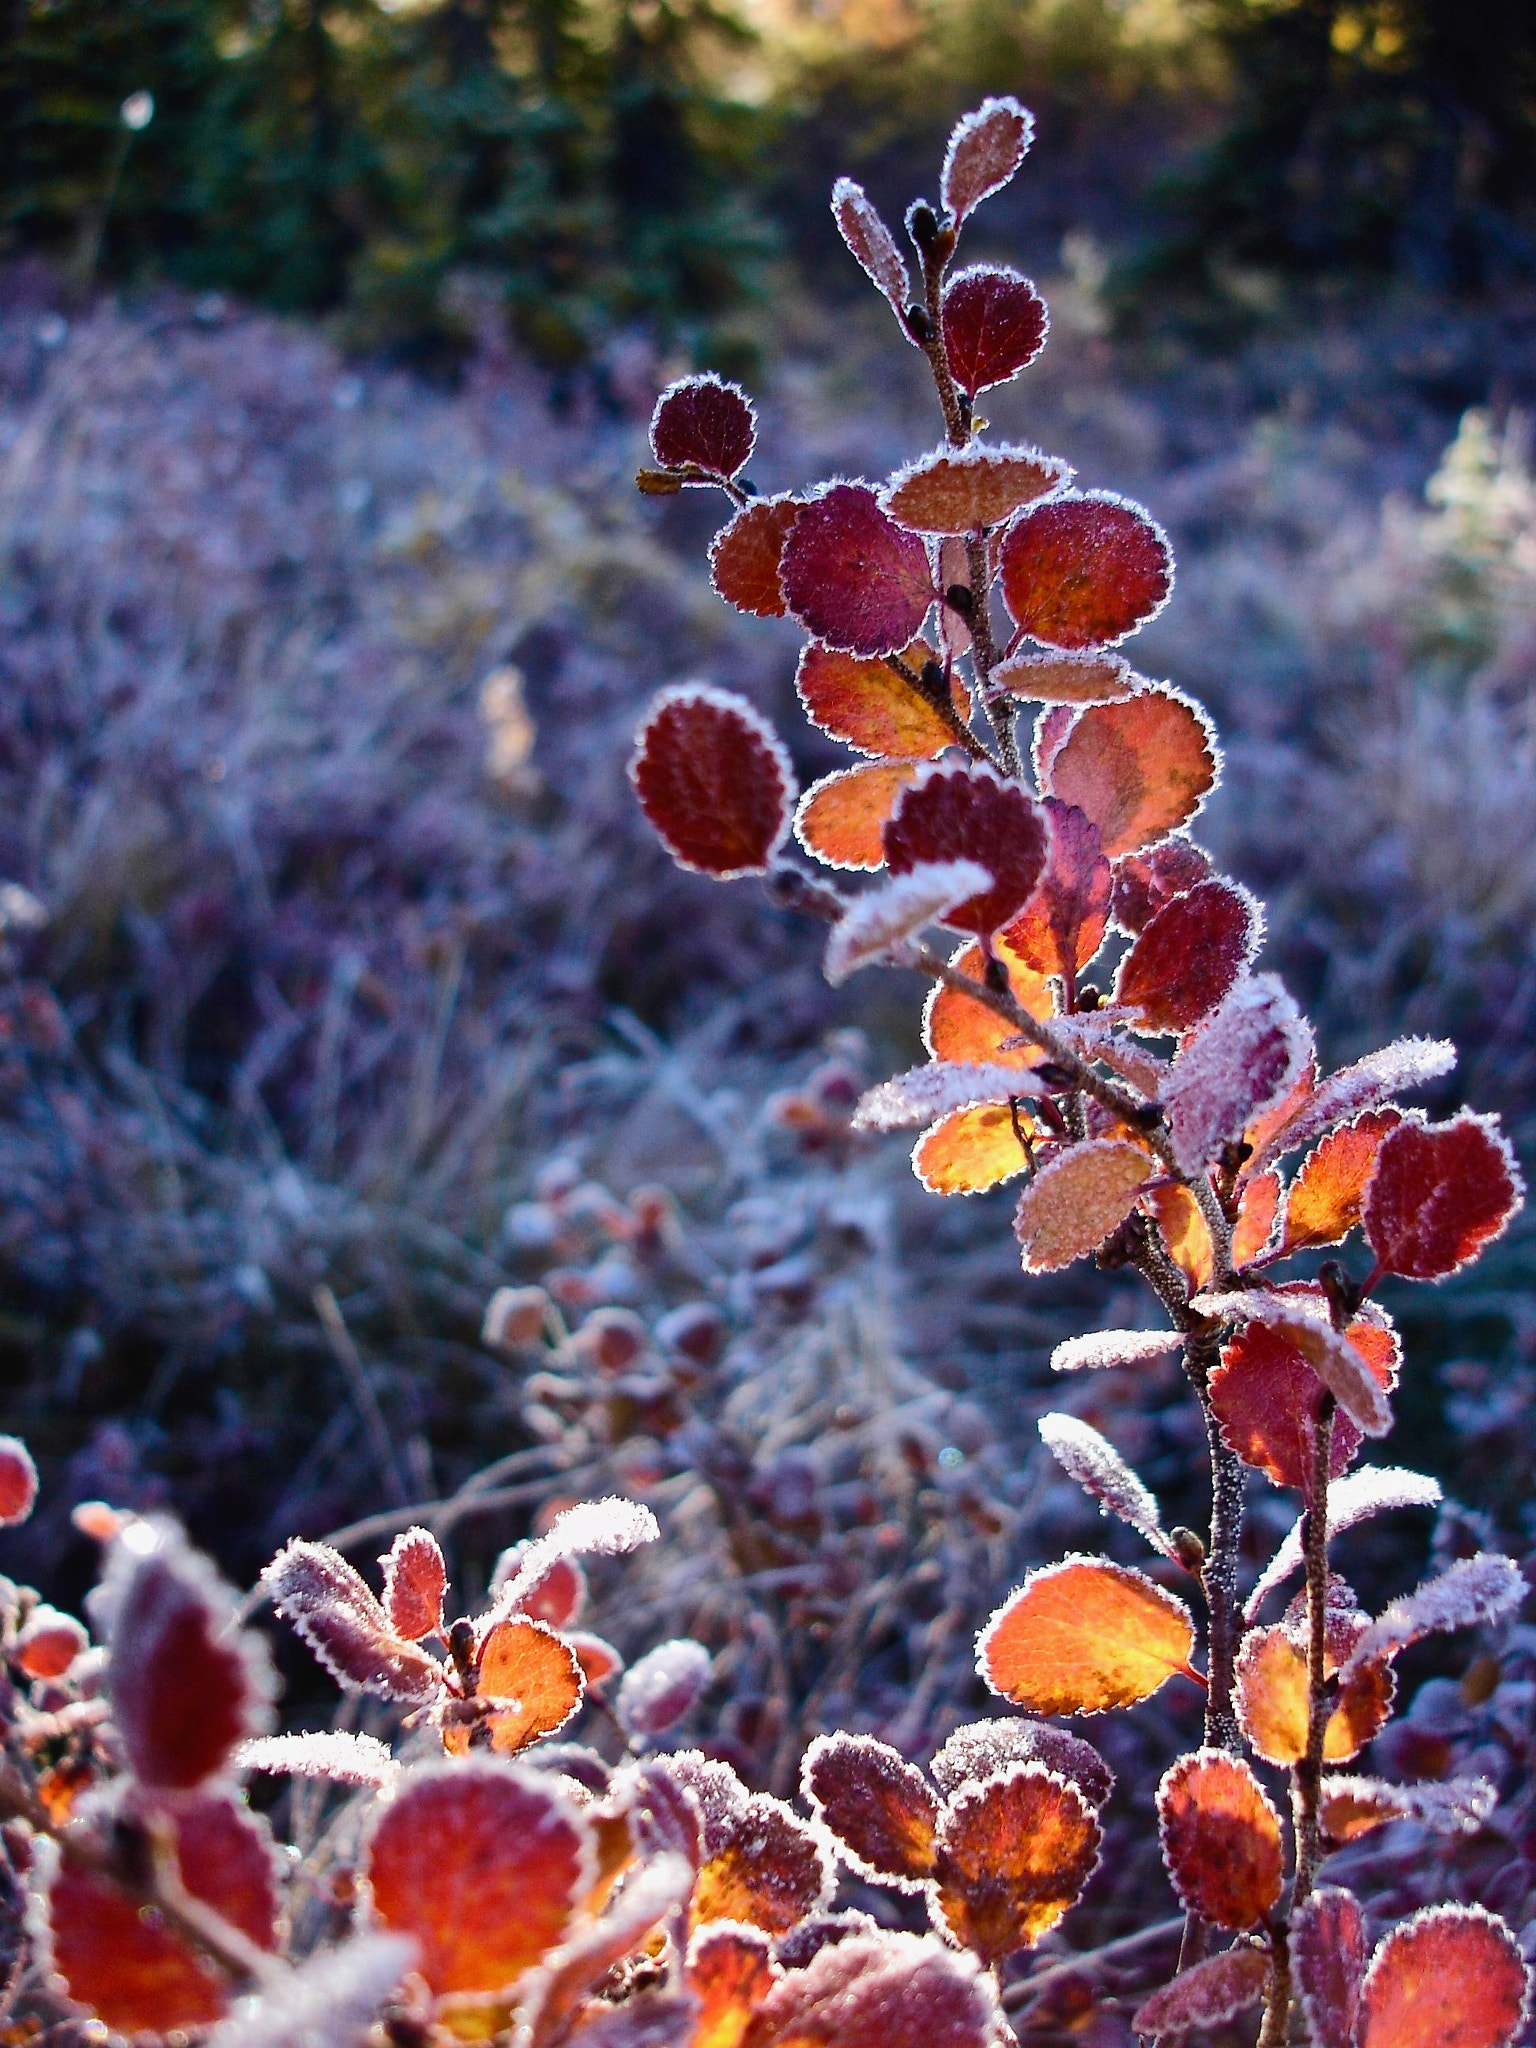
[853,1058,1044,1131]
[1049,1328,1181,1373]
[1342,1552,1525,1678]
[826,862,991,986]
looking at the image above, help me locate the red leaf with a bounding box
[831,180,914,327]
[106,1525,275,1790]
[796,638,964,759]
[1209,1310,1399,1491]
[928,1718,1114,1811]
[508,1553,588,1630]
[650,376,756,479]
[1363,1111,1524,1281]
[632,685,796,878]
[45,1792,280,2033]
[1000,799,1110,982]
[802,1733,938,1890]
[744,1930,1003,2048]
[997,493,1171,650]
[929,1763,1100,1964]
[711,496,800,617]
[1291,1886,1368,2048]
[1131,1948,1270,2039]
[1112,836,1213,933]
[1046,689,1217,857]
[616,1638,712,1739]
[781,486,935,658]
[1156,1749,1283,1930]
[882,445,1069,534]
[883,761,1051,936]
[380,1527,447,1643]
[1359,1905,1529,2048]
[941,98,1034,223]
[941,266,1048,398]
[0,1435,37,1525]
[15,1605,88,1679]
[363,1759,593,1996]
[263,1538,443,1705]
[1248,1036,1457,1176]
[1162,975,1311,1177]
[1113,878,1261,1032]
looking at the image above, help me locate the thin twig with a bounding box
[312,1283,409,1506]
[883,652,989,762]
[1004,1916,1185,2014]
[1292,1395,1337,1906]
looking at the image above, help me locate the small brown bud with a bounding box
[1169,1526,1206,1573]
[904,303,934,343]
[944,582,974,616]
[635,467,684,496]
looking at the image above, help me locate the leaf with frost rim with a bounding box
[940,96,1035,224]
[1249,1036,1458,1175]
[1244,1466,1442,1621]
[826,862,991,987]
[629,683,798,880]
[483,1498,659,1633]
[1341,1552,1525,1679]
[854,1056,1047,1131]
[1050,1327,1182,1373]
[1192,1287,1393,1438]
[1038,1413,1174,1558]
[237,1731,398,1787]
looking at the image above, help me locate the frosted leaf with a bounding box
[1319,1774,1497,1842]
[929,1718,1114,1810]
[616,1639,713,1740]
[1038,1414,1173,1558]
[1050,1328,1181,1373]
[488,1498,660,1624]
[262,1540,442,1705]
[941,97,1034,224]
[660,1751,750,1860]
[1193,1289,1392,1437]
[1132,1948,1269,2039]
[1163,975,1312,1177]
[1342,1552,1525,1679]
[237,1731,398,1788]
[854,1060,1045,1132]
[1244,1466,1442,1621]
[207,1934,417,2048]
[380,1527,447,1642]
[826,862,991,986]
[831,179,914,328]
[1048,1014,1171,1097]
[1250,1036,1457,1175]
[1291,1887,1367,2048]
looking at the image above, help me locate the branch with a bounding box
[1291,1394,1337,1906]
[882,652,988,763]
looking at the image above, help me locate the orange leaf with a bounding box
[979,1556,1196,1714]
[1233,1169,1282,1268]
[688,1925,780,2048]
[992,650,1136,704]
[882,445,1070,534]
[795,762,916,871]
[923,938,1055,1068]
[711,496,801,618]
[1000,799,1111,981]
[1045,687,1217,858]
[363,1759,593,1997]
[693,1794,834,1934]
[914,1101,1037,1195]
[744,1930,1002,2048]
[1012,1138,1153,1273]
[1156,1749,1283,1930]
[1146,1182,1214,1291]
[1359,1905,1530,2048]
[1280,1111,1402,1255]
[1234,1625,1393,1766]
[801,1734,938,1890]
[474,1615,585,1754]
[45,1793,280,2034]
[929,1763,1100,1965]
[796,640,964,759]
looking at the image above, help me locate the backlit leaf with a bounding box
[827,864,993,986]
[694,1795,834,1935]
[1046,688,1217,857]
[0,1436,37,1525]
[928,1718,1113,1810]
[1341,1552,1526,1680]
[631,686,796,879]
[1163,975,1312,1178]
[1249,1037,1458,1175]
[616,1638,712,1739]
[941,266,1048,398]
[884,762,1052,936]
[1147,1183,1214,1291]
[1244,1464,1442,1621]
[941,97,1034,223]
[831,180,914,327]
[45,1792,281,2034]
[796,639,963,759]
[1001,799,1110,981]
[1156,1749,1283,1930]
[1363,1111,1524,1281]
[1205,1290,1394,1441]
[711,496,800,617]
[992,649,1137,704]
[1038,1413,1172,1557]
[1049,1328,1181,1374]
[263,1539,443,1705]
[1280,1111,1402,1255]
[796,762,916,870]
[1318,1775,1496,1843]
[997,493,1172,651]
[650,377,756,480]
[1210,1319,1377,1492]
[1131,1948,1270,2039]
[689,1925,780,2048]
[14,1605,88,1679]
[882,445,1069,534]
[1012,1138,1153,1273]
[854,1058,1045,1132]
[505,1552,588,1630]
[473,1615,584,1754]
[1291,1886,1368,2048]
[745,1930,1003,2048]
[929,1763,1100,1964]
[1113,879,1261,1032]
[480,1498,659,1620]
[978,1555,1195,1714]
[801,1733,938,1890]
[914,1101,1036,1195]
[106,1523,276,1789]
[363,1759,592,1997]
[1233,1168,1282,1267]
[1358,1905,1529,2048]
[923,937,1054,1067]
[519,1851,695,2048]
[380,1527,447,1643]
[1111,836,1214,934]
[781,485,935,658]
[1234,1625,1392,1766]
